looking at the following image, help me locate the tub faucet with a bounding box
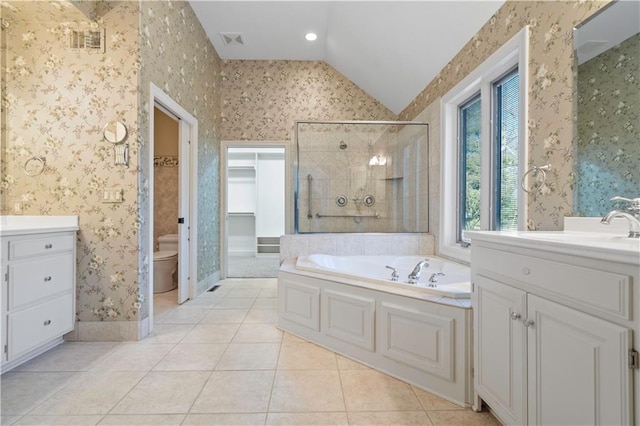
[408,259,429,285]
[601,196,640,238]
[385,266,399,282]
[427,272,445,288]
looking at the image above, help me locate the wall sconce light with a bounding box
[369,155,387,166]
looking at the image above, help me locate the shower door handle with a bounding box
[178,217,185,224]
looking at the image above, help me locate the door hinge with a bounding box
[3,344,7,354]
[4,272,7,282]
[629,350,639,369]
[471,282,475,293]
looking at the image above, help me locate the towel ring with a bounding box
[521,164,551,194]
[24,156,46,176]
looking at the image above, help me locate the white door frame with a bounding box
[148,83,199,332]
[220,140,291,279]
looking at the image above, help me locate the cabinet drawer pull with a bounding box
[43,319,52,326]
[44,276,52,282]
[523,319,534,328]
[511,312,521,320]
[522,267,531,275]
[45,244,53,249]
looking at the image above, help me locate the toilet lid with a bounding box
[154,250,177,260]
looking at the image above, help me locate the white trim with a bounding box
[148,83,199,333]
[440,27,529,263]
[220,140,291,279]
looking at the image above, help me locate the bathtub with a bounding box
[296,254,471,298]
[278,254,473,407]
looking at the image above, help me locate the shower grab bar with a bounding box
[316,213,381,219]
[307,174,313,219]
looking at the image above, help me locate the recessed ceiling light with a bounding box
[305,32,318,41]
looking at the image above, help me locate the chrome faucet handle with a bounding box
[610,197,640,214]
[385,266,399,282]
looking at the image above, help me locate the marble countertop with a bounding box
[0,215,79,236]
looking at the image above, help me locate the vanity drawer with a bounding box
[474,247,631,320]
[8,293,74,359]
[9,234,75,260]
[8,254,74,310]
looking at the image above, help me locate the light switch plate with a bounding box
[102,188,123,203]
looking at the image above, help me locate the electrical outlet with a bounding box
[13,202,22,214]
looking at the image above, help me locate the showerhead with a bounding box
[339,141,348,150]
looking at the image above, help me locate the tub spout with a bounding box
[408,259,429,285]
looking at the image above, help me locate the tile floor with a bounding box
[1,279,500,426]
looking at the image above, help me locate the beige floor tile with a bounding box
[426,410,501,426]
[141,324,193,344]
[215,343,280,370]
[91,343,174,371]
[1,416,22,425]
[13,343,120,372]
[181,324,239,343]
[277,342,337,370]
[412,387,465,411]
[153,289,179,307]
[348,411,433,425]
[243,309,278,324]
[227,288,261,298]
[30,371,145,415]
[232,324,283,343]
[269,370,345,412]
[156,308,208,324]
[200,309,248,324]
[252,298,277,309]
[190,370,274,413]
[234,279,273,289]
[97,414,185,425]
[266,412,349,425]
[336,355,371,370]
[214,298,257,310]
[258,288,277,298]
[153,343,228,371]
[14,415,103,425]
[0,372,76,415]
[340,370,422,412]
[281,332,307,343]
[263,280,278,289]
[110,371,210,414]
[182,413,266,425]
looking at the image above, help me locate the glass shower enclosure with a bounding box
[295,121,429,233]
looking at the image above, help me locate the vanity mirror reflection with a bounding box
[573,1,640,216]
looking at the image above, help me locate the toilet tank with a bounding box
[158,233,179,252]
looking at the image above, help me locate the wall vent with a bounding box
[70,29,105,52]
[220,32,244,46]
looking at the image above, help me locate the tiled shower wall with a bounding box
[296,123,428,233]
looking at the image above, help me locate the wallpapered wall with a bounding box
[575,33,640,216]
[139,0,222,297]
[220,60,396,141]
[1,2,142,323]
[153,156,178,248]
[399,0,608,230]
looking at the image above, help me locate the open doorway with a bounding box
[148,84,198,333]
[223,145,286,278]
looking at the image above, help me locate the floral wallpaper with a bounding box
[575,33,640,216]
[399,0,609,230]
[1,2,142,322]
[153,156,178,248]
[139,0,222,298]
[220,60,396,141]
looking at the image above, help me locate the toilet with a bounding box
[153,234,178,294]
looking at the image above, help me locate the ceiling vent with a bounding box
[70,28,105,52]
[220,32,244,46]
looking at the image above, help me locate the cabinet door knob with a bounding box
[511,312,521,320]
[44,276,52,282]
[43,320,52,326]
[44,244,53,249]
[523,319,534,328]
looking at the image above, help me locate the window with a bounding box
[441,28,528,262]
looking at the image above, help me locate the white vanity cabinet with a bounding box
[1,216,79,372]
[470,232,637,425]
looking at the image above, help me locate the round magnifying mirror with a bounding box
[103,121,127,144]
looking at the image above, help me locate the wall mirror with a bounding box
[103,121,127,144]
[573,1,640,216]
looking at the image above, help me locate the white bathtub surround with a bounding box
[280,233,435,262]
[469,230,639,424]
[278,257,472,406]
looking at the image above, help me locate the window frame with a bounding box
[440,27,529,263]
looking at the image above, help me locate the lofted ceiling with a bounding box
[189,1,505,115]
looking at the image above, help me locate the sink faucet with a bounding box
[601,196,640,238]
[408,259,429,285]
